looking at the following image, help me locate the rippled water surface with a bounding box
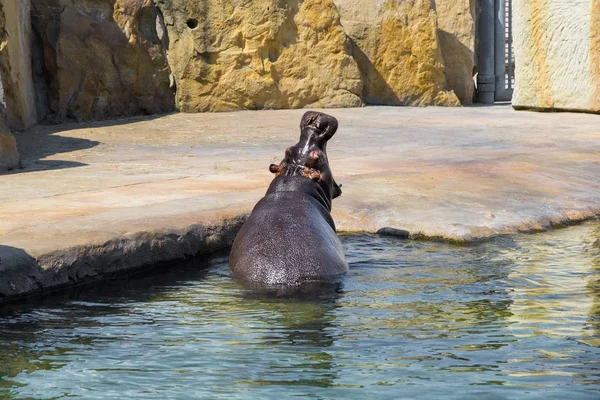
[1,222,600,399]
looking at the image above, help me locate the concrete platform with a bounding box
[1,106,599,300]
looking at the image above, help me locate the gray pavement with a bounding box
[1,105,599,299]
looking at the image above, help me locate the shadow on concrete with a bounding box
[6,129,99,174]
[6,112,174,175]
[31,111,176,134]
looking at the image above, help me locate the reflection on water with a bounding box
[1,222,600,399]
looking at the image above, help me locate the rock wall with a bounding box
[0,0,21,171]
[31,0,175,123]
[2,0,478,126]
[334,0,460,106]
[155,0,363,112]
[0,0,37,130]
[513,0,600,113]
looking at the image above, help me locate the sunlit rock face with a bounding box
[333,0,461,106]
[21,0,477,122]
[513,0,600,113]
[30,0,175,123]
[154,0,363,112]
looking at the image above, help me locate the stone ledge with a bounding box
[513,105,600,116]
[0,217,245,303]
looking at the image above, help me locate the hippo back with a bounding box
[229,111,348,291]
[229,185,347,288]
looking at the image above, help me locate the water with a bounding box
[1,222,599,399]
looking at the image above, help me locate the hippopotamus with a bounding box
[229,111,348,291]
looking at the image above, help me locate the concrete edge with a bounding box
[1,211,599,304]
[0,215,247,304]
[512,105,600,115]
[373,213,600,245]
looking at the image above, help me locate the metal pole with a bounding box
[494,0,505,99]
[507,0,514,90]
[477,0,496,103]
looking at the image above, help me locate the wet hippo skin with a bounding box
[229,111,348,290]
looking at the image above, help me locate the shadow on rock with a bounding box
[30,0,174,124]
[349,38,402,106]
[437,29,475,105]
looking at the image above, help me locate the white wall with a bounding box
[512,0,600,113]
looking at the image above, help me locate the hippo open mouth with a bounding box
[229,111,348,291]
[269,111,343,206]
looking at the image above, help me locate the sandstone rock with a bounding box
[154,0,363,112]
[0,117,19,172]
[20,0,469,118]
[434,0,476,105]
[31,0,175,123]
[0,0,37,130]
[513,0,600,113]
[0,1,21,171]
[20,0,472,119]
[334,0,460,106]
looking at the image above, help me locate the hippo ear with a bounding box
[332,179,342,199]
[269,164,280,174]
